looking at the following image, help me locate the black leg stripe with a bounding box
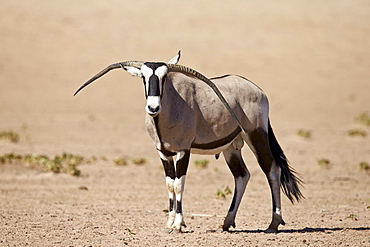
[169,199,174,212]
[176,200,182,214]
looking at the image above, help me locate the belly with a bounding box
[190,128,241,155]
[190,142,232,155]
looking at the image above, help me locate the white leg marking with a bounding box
[173,175,186,230]
[174,175,185,195]
[166,176,175,193]
[266,163,285,233]
[165,176,176,228]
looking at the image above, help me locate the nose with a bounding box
[148,105,160,113]
[145,96,162,116]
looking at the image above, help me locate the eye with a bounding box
[161,75,167,85]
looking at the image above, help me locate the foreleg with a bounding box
[172,150,190,232]
[158,151,176,230]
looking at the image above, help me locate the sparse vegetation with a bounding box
[297,129,312,139]
[194,159,209,169]
[356,112,370,126]
[0,131,20,143]
[317,158,331,169]
[0,153,83,176]
[114,156,147,166]
[215,186,232,199]
[131,157,146,165]
[114,157,127,166]
[359,162,369,171]
[347,129,367,137]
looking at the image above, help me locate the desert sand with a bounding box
[0,1,369,246]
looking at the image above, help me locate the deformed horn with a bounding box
[73,61,143,96]
[167,64,246,133]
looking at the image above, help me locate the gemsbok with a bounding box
[74,51,303,233]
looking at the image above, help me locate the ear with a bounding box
[124,66,142,77]
[168,50,181,65]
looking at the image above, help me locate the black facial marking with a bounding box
[148,74,160,96]
[143,62,167,70]
[143,62,168,98]
[142,77,147,97]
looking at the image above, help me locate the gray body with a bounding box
[146,73,266,155]
[74,52,303,234]
[146,72,283,232]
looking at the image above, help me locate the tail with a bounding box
[268,120,304,203]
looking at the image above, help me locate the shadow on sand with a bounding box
[205,227,370,234]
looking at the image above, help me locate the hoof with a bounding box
[222,222,236,232]
[266,213,285,233]
[162,227,183,234]
[162,228,172,233]
[265,228,278,234]
[168,228,183,234]
[222,216,236,232]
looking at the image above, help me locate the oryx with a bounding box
[74,51,303,233]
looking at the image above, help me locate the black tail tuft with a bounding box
[268,120,304,203]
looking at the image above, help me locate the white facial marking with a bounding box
[154,65,168,79]
[140,64,153,78]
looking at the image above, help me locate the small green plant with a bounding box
[348,214,358,220]
[215,189,226,198]
[114,157,127,166]
[215,186,232,198]
[297,129,312,139]
[317,158,331,169]
[194,159,209,169]
[0,131,20,143]
[131,157,146,165]
[357,112,370,126]
[224,186,232,195]
[347,129,367,137]
[359,162,369,171]
[125,228,136,235]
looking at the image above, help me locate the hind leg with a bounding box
[242,130,285,233]
[222,136,250,231]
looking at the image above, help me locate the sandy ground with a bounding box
[0,1,369,246]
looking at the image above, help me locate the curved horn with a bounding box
[73,61,143,96]
[167,64,246,133]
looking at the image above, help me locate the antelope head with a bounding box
[74,51,245,131]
